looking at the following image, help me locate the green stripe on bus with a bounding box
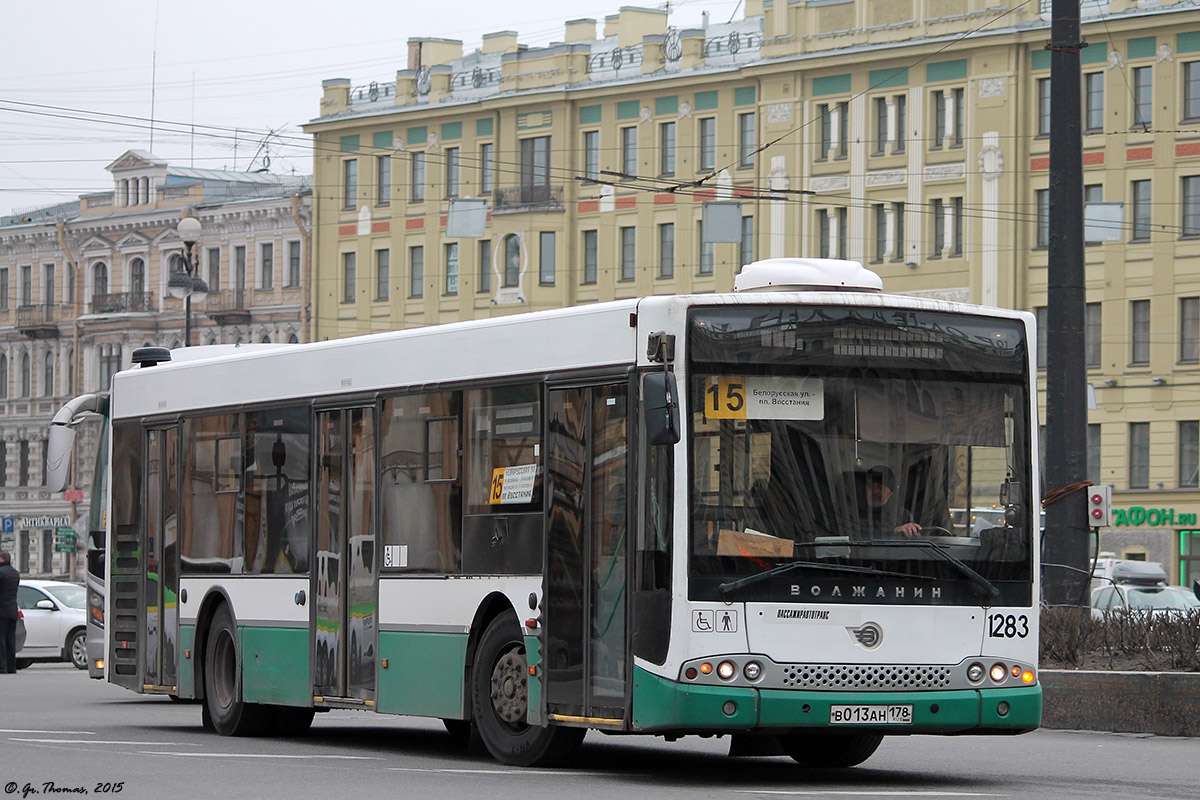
[178,624,196,699]
[240,626,311,707]
[375,630,469,718]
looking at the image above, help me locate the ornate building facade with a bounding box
[0,151,312,576]
[303,0,1200,586]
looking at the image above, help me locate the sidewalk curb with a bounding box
[1041,669,1200,737]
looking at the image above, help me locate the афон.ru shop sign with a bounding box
[1111,507,1198,527]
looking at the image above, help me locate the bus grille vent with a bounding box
[779,664,952,690]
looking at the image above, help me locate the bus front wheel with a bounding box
[203,605,274,737]
[471,615,583,767]
[779,731,883,768]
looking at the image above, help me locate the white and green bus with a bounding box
[49,258,1041,767]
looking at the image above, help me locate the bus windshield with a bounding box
[687,305,1033,606]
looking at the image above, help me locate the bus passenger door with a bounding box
[312,407,377,704]
[544,382,630,725]
[144,426,179,692]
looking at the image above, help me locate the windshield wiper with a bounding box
[718,560,928,596]
[812,539,1001,600]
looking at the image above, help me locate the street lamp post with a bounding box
[171,217,209,347]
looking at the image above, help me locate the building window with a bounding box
[1084,183,1103,245]
[1181,421,1200,487]
[1129,422,1150,489]
[1084,72,1104,132]
[376,249,390,301]
[377,154,392,205]
[1035,306,1047,370]
[932,198,945,256]
[933,90,947,147]
[234,246,247,291]
[658,223,674,279]
[97,344,120,390]
[286,242,300,288]
[1186,62,1200,120]
[538,232,554,286]
[659,122,676,175]
[1036,189,1050,248]
[343,159,358,209]
[445,147,460,197]
[621,126,638,177]
[503,235,520,288]
[1181,296,1199,363]
[207,248,222,292]
[411,152,426,202]
[18,440,29,486]
[342,252,356,303]
[520,136,551,194]
[894,95,907,153]
[20,265,31,306]
[698,224,714,276]
[740,215,754,267]
[445,243,459,294]
[582,230,598,285]
[738,112,756,167]
[1131,180,1152,241]
[43,351,53,398]
[818,103,833,159]
[1132,66,1152,130]
[698,117,716,171]
[479,143,494,193]
[953,87,964,146]
[0,268,7,309]
[819,210,831,258]
[19,353,30,397]
[66,267,74,305]
[620,227,636,281]
[0,441,6,486]
[478,240,492,293]
[1130,299,1151,365]
[410,245,424,297]
[0,354,7,397]
[1085,302,1102,368]
[583,131,599,182]
[43,264,55,305]
[874,97,889,155]
[818,208,847,258]
[129,258,145,297]
[873,204,887,262]
[1184,176,1200,236]
[259,243,273,289]
[92,262,108,299]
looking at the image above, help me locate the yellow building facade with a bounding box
[305,0,1200,585]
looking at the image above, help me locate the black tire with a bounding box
[779,731,884,768]
[471,615,584,767]
[66,629,88,670]
[202,604,275,736]
[15,658,32,670]
[270,706,315,737]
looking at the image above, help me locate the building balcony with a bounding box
[91,292,156,314]
[491,184,564,213]
[15,304,65,339]
[204,289,251,326]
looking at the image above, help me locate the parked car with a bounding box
[16,608,26,652]
[1090,583,1200,619]
[15,580,88,670]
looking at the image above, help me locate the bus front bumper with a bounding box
[630,666,1041,734]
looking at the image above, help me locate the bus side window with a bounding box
[243,406,312,575]
[380,392,462,573]
[464,384,542,514]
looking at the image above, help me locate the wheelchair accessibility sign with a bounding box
[692,609,738,633]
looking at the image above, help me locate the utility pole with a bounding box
[1043,0,1090,607]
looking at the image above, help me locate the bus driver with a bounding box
[859,466,922,538]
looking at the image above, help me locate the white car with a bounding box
[1090,583,1200,619]
[16,579,88,670]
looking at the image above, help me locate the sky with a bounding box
[0,0,745,217]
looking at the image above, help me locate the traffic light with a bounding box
[1088,485,1112,527]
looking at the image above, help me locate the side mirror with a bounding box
[643,371,680,446]
[35,599,57,611]
[1193,577,1200,603]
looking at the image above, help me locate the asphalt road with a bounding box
[1,663,1198,800]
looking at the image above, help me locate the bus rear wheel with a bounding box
[203,605,274,737]
[471,615,583,767]
[779,731,883,768]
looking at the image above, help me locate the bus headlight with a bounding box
[989,663,1007,683]
[966,663,985,683]
[743,661,762,681]
[716,661,737,680]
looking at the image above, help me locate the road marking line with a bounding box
[138,752,382,760]
[387,768,594,776]
[0,729,97,735]
[12,739,202,746]
[734,792,1005,797]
